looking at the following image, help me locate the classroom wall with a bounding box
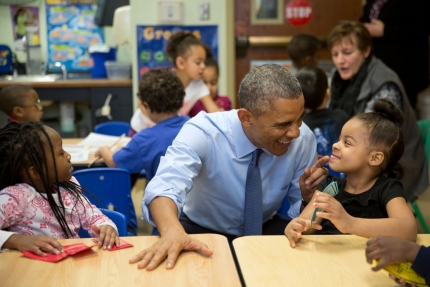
[0,0,234,110]
[0,0,129,67]
[0,0,45,64]
[129,0,235,109]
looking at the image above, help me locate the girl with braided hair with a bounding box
[0,122,119,256]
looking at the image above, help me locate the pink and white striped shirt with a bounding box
[0,177,116,239]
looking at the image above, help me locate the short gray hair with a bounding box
[238,64,302,116]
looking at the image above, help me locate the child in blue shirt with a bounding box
[95,68,189,181]
[296,66,349,158]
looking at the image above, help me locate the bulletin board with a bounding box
[45,3,104,72]
[136,25,218,77]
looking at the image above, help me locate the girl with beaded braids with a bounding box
[0,122,119,256]
[285,99,417,247]
[130,31,221,134]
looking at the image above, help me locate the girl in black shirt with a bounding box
[285,99,416,247]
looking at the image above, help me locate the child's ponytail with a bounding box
[166,31,204,67]
[355,99,405,179]
[372,100,405,179]
[372,99,404,127]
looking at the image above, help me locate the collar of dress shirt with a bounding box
[231,111,260,159]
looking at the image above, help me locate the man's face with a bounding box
[244,96,305,156]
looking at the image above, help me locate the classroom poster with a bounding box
[10,6,40,46]
[46,3,104,72]
[136,25,218,77]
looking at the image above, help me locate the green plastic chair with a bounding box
[414,120,430,233]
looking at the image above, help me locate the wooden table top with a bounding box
[0,234,241,287]
[233,234,430,287]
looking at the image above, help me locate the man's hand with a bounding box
[299,156,329,203]
[4,234,63,256]
[129,229,213,270]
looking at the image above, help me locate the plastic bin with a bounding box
[89,45,116,78]
[104,61,131,79]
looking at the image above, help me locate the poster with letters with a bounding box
[136,25,218,77]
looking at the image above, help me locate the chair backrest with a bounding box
[73,168,137,235]
[418,119,430,164]
[100,208,128,236]
[78,208,128,238]
[94,121,131,136]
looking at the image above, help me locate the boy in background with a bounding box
[287,34,320,74]
[0,84,43,124]
[296,66,349,158]
[95,68,189,182]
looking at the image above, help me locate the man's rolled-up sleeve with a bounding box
[142,122,209,226]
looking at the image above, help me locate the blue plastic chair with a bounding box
[94,121,131,136]
[73,168,137,236]
[78,208,128,238]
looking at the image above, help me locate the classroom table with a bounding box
[233,234,430,287]
[64,137,131,169]
[63,138,99,167]
[0,234,241,287]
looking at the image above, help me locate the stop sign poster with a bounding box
[286,0,312,26]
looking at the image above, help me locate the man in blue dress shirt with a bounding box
[130,64,329,270]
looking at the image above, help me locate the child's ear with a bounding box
[138,100,150,117]
[364,46,371,58]
[175,56,186,70]
[238,108,252,127]
[28,166,41,180]
[142,102,152,113]
[12,106,25,119]
[368,151,385,167]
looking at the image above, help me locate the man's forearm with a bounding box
[149,197,186,235]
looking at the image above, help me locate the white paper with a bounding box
[69,151,90,163]
[63,145,85,153]
[77,132,130,147]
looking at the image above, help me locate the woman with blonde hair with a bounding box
[327,21,428,201]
